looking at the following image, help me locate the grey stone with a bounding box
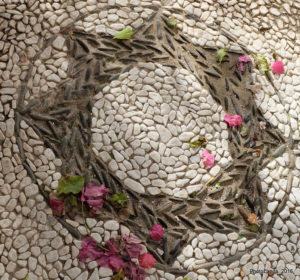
[103,220,119,231]
[124,178,145,193]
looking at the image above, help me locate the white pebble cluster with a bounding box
[92,63,231,197]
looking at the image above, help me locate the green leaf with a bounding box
[182,278,192,280]
[57,176,84,195]
[67,195,78,207]
[167,16,177,28]
[253,55,270,74]
[215,182,221,189]
[111,268,125,280]
[113,28,133,40]
[216,48,227,63]
[247,224,260,232]
[189,136,207,148]
[110,193,128,206]
[25,275,29,280]
[238,234,244,240]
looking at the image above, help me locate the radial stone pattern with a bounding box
[1,0,300,280]
[18,6,282,264]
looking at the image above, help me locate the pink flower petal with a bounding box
[81,183,109,201]
[122,234,142,244]
[237,62,245,71]
[138,253,156,269]
[49,198,64,213]
[86,199,104,212]
[232,114,242,126]
[81,183,109,212]
[237,55,252,72]
[78,237,103,263]
[224,114,233,126]
[149,224,164,241]
[122,234,143,258]
[201,150,215,168]
[224,113,242,127]
[239,55,252,63]
[108,255,125,272]
[271,60,284,74]
[104,238,119,254]
[96,254,124,272]
[124,262,146,280]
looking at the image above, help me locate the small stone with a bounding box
[0,195,10,206]
[124,178,145,194]
[182,245,193,258]
[104,220,119,231]
[150,151,160,163]
[202,249,212,259]
[116,0,128,6]
[213,233,228,242]
[99,267,113,277]
[66,267,81,278]
[179,132,194,141]
[267,201,278,213]
[24,184,39,197]
[17,21,26,32]
[253,39,263,50]
[199,233,213,244]
[89,269,100,280]
[13,235,27,249]
[41,46,51,59]
[53,36,65,50]
[46,251,58,262]
[228,232,238,241]
[156,125,172,143]
[281,251,293,262]
[209,165,220,177]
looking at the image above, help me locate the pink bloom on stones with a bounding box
[138,253,156,269]
[122,234,143,259]
[97,254,124,272]
[271,60,284,74]
[237,55,252,71]
[78,237,102,263]
[201,150,215,168]
[49,198,64,213]
[149,224,164,241]
[81,183,109,212]
[224,114,242,127]
[124,262,146,280]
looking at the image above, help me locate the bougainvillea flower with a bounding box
[97,254,125,272]
[105,238,119,254]
[138,253,156,269]
[96,238,124,272]
[149,224,164,241]
[49,198,64,213]
[237,55,252,71]
[124,262,146,280]
[85,199,105,212]
[78,237,103,263]
[81,183,109,200]
[224,114,242,127]
[122,234,143,259]
[201,150,215,168]
[81,183,109,212]
[271,60,284,74]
